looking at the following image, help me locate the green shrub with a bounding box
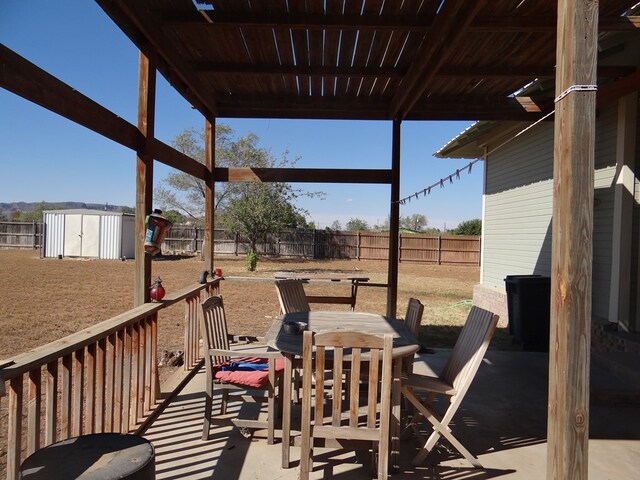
[246,251,258,271]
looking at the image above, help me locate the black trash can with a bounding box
[504,275,551,352]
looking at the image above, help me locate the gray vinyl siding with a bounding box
[483,121,554,287]
[482,105,619,319]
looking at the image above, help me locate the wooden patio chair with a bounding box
[275,278,310,314]
[299,330,394,480]
[402,297,424,374]
[200,295,284,443]
[401,306,498,468]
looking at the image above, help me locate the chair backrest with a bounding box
[201,295,231,365]
[302,329,393,436]
[404,298,424,338]
[441,306,499,400]
[275,279,310,314]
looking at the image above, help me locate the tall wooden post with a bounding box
[387,118,401,318]
[548,1,598,478]
[204,116,216,272]
[134,52,156,306]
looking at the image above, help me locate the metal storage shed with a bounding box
[43,209,135,260]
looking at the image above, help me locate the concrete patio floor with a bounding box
[143,349,640,479]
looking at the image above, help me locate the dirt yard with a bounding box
[0,249,510,362]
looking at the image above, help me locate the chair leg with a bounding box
[202,387,213,441]
[220,389,228,415]
[403,386,482,468]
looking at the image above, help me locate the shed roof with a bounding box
[97,0,640,122]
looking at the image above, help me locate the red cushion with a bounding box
[213,357,285,389]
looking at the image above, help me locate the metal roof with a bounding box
[97,0,640,122]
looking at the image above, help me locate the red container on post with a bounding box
[144,210,172,255]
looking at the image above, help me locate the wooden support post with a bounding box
[204,116,216,272]
[387,119,401,318]
[548,1,598,479]
[134,52,156,306]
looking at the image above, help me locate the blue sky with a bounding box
[0,0,482,230]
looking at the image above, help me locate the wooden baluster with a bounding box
[114,330,124,431]
[86,343,96,434]
[27,368,42,455]
[131,321,141,426]
[72,348,84,436]
[138,320,147,417]
[105,334,116,432]
[60,354,72,439]
[45,360,58,445]
[184,296,192,369]
[150,314,159,403]
[7,376,24,480]
[122,325,133,432]
[144,317,153,413]
[95,338,106,432]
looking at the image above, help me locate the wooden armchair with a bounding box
[299,330,394,480]
[200,295,283,443]
[401,306,498,467]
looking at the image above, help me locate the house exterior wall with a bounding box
[478,104,620,322]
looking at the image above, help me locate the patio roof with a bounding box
[97,0,640,121]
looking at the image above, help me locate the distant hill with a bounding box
[0,202,131,219]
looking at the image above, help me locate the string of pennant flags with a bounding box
[397,158,481,205]
[395,108,557,206]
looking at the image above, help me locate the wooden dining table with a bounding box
[264,310,419,472]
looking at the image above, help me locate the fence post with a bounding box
[398,232,402,263]
[437,236,442,265]
[356,232,361,260]
[32,220,36,249]
[234,233,239,256]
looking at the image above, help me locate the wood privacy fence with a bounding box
[0,222,43,249]
[0,278,221,480]
[163,227,481,266]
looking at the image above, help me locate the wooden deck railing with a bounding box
[0,278,220,480]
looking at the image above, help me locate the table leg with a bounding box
[391,359,402,472]
[281,353,293,469]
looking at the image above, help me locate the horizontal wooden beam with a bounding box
[196,63,634,81]
[151,139,208,180]
[214,168,392,184]
[166,13,639,33]
[0,43,142,150]
[597,69,640,107]
[0,44,207,180]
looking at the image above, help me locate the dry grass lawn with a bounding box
[0,249,512,362]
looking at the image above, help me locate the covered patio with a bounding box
[145,349,640,479]
[2,1,640,479]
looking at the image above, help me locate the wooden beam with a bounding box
[548,0,598,478]
[166,13,639,32]
[151,139,207,180]
[0,44,141,151]
[214,168,392,184]
[390,0,489,119]
[194,62,403,78]
[204,116,215,273]
[135,52,155,307]
[387,119,401,319]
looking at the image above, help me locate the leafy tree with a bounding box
[161,209,186,225]
[155,125,322,226]
[18,201,61,222]
[221,182,307,254]
[10,211,21,221]
[402,213,427,232]
[346,218,369,231]
[121,206,135,214]
[330,220,342,231]
[0,213,7,221]
[452,219,482,236]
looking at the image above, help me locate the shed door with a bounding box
[81,215,100,257]
[63,214,100,257]
[64,214,82,256]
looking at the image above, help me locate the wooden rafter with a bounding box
[390,0,489,119]
[164,13,639,32]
